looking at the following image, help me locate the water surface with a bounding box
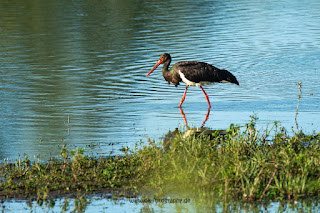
[1,0,320,163]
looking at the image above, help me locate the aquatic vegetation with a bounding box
[1,116,320,206]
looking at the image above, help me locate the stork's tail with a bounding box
[220,69,239,85]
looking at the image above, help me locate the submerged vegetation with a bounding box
[1,115,320,207]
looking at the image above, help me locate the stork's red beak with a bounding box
[146,59,163,77]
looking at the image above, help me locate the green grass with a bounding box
[145,116,320,203]
[1,116,320,206]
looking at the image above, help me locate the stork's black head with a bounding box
[160,53,171,63]
[146,53,172,77]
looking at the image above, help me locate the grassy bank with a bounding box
[148,117,320,202]
[1,116,320,205]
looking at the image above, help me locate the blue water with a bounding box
[1,0,319,160]
[1,196,319,212]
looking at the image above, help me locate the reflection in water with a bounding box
[3,195,320,212]
[162,108,227,150]
[179,107,211,128]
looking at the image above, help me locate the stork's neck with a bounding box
[162,59,171,73]
[162,59,172,81]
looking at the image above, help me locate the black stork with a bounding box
[146,53,239,108]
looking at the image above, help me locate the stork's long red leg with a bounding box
[200,86,211,108]
[179,86,188,108]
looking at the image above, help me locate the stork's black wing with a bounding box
[174,61,239,85]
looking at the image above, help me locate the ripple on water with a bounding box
[0,0,320,161]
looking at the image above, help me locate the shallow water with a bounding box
[1,0,320,211]
[1,0,319,160]
[2,196,320,213]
